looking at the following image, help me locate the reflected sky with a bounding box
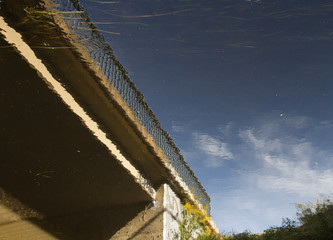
[79,0,333,233]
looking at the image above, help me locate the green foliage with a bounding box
[295,197,333,240]
[261,218,300,240]
[296,197,333,224]
[197,233,223,240]
[221,231,261,240]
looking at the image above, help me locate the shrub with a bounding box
[179,202,213,240]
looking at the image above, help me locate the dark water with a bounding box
[1,0,333,235]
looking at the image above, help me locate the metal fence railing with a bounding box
[49,0,210,212]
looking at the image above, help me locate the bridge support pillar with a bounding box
[111,183,183,240]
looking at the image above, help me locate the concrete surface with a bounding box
[0,30,152,239]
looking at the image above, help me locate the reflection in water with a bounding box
[75,0,333,233]
[1,0,333,234]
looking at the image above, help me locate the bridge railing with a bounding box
[51,0,210,212]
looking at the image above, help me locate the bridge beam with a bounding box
[0,18,154,239]
[0,8,184,239]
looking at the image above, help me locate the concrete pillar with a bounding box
[111,184,183,240]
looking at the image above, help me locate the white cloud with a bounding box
[257,153,333,196]
[193,133,234,167]
[204,113,333,233]
[238,115,333,197]
[239,129,266,149]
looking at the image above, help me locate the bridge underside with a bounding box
[0,34,154,239]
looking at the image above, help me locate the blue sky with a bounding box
[171,112,333,232]
[79,0,333,233]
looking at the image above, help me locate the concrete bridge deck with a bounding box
[0,0,217,238]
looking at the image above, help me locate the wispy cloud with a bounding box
[171,122,186,133]
[193,133,234,167]
[238,114,333,197]
[168,113,333,232]
[207,113,333,233]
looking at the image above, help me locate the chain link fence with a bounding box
[48,0,211,212]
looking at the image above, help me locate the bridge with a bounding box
[0,0,218,239]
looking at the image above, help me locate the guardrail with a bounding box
[47,0,210,212]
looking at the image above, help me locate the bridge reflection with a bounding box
[0,0,217,238]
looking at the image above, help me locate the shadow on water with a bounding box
[0,33,151,239]
[0,2,152,238]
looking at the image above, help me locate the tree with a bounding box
[295,197,333,240]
